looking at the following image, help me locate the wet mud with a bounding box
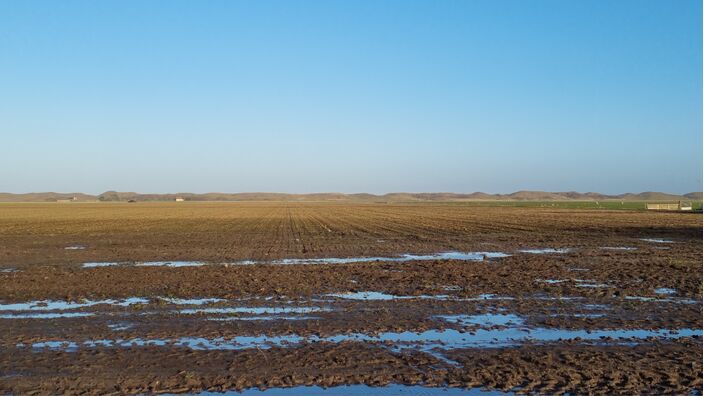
[0,203,701,395]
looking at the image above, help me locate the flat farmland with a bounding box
[0,202,701,395]
[0,201,700,266]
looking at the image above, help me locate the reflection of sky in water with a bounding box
[1,312,94,319]
[519,248,571,254]
[160,297,226,305]
[438,313,524,327]
[82,262,120,268]
[135,261,206,267]
[189,384,513,395]
[209,316,320,321]
[21,323,701,352]
[534,279,610,288]
[583,304,610,310]
[83,261,207,268]
[82,252,512,268]
[179,307,329,315]
[273,252,510,265]
[0,297,149,311]
[576,283,610,288]
[323,292,522,302]
[108,323,133,331]
[550,313,605,318]
[538,279,611,288]
[325,292,450,301]
[625,296,698,304]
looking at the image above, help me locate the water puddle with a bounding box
[654,288,677,295]
[81,252,512,269]
[537,279,566,284]
[108,322,133,331]
[82,252,510,268]
[572,279,610,288]
[0,293,610,322]
[324,292,450,301]
[624,296,698,304]
[518,248,571,254]
[21,325,701,352]
[438,314,524,328]
[227,260,255,265]
[575,283,610,288]
[322,292,520,302]
[271,252,510,265]
[468,294,516,301]
[82,262,120,268]
[534,296,584,301]
[325,292,409,300]
[1,312,94,319]
[136,261,207,267]
[160,297,226,305]
[583,304,610,310]
[183,384,512,395]
[179,307,330,315]
[64,245,86,250]
[640,238,673,244]
[210,316,320,322]
[0,268,18,273]
[15,311,699,354]
[83,261,207,268]
[0,297,149,312]
[537,279,610,288]
[550,313,606,318]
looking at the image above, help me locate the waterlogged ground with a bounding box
[0,203,701,395]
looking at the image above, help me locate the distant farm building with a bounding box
[678,201,693,210]
[175,197,185,202]
[56,197,78,203]
[646,201,692,211]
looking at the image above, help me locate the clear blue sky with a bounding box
[0,0,701,194]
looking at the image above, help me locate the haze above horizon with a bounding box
[0,1,701,195]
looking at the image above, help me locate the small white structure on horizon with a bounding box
[175,197,185,202]
[646,201,692,211]
[57,196,78,203]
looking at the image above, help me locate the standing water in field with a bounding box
[640,238,674,244]
[271,252,511,265]
[0,298,150,311]
[19,325,702,352]
[518,248,572,254]
[81,252,512,268]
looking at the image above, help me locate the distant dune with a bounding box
[0,192,97,202]
[0,190,701,202]
[684,192,703,200]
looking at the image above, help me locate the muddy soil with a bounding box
[0,203,701,395]
[1,341,700,395]
[0,203,699,267]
